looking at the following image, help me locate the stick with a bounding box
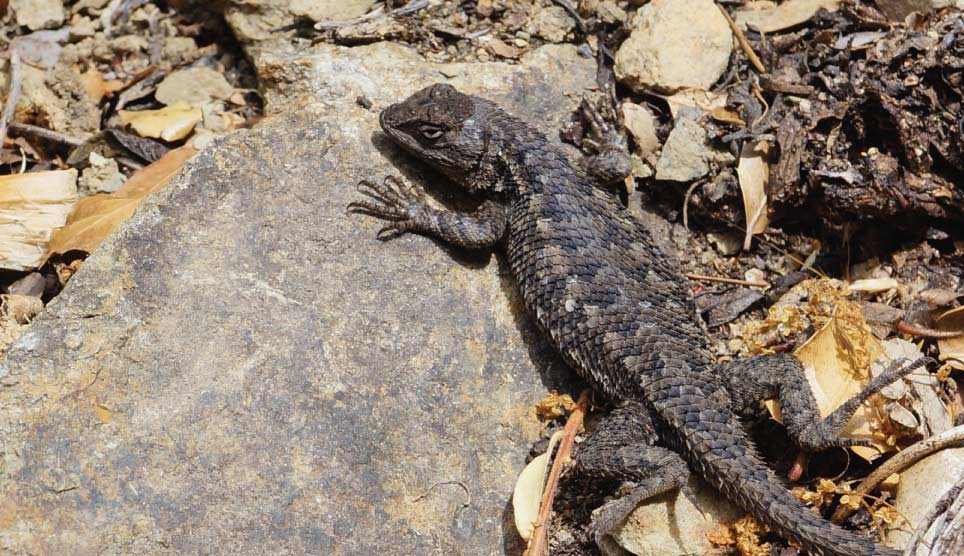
[526,389,591,556]
[684,272,768,288]
[897,321,963,340]
[9,122,83,147]
[717,3,766,73]
[830,425,964,524]
[0,48,23,149]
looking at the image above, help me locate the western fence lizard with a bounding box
[351,83,925,556]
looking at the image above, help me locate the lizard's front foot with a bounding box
[348,175,427,239]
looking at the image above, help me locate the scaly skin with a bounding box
[351,84,915,556]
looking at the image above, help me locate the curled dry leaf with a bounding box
[119,101,202,141]
[874,339,950,441]
[737,140,769,246]
[46,147,197,260]
[936,306,964,371]
[766,312,887,460]
[734,0,841,33]
[512,430,564,542]
[0,169,78,271]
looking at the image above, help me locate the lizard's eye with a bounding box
[419,125,444,140]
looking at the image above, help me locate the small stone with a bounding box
[595,0,628,24]
[707,232,742,256]
[162,36,200,67]
[69,15,98,38]
[655,110,733,182]
[875,0,940,20]
[10,0,65,30]
[615,476,743,556]
[74,0,110,10]
[615,0,733,93]
[485,38,523,59]
[155,67,235,107]
[525,5,576,43]
[6,273,46,298]
[79,152,125,193]
[289,0,376,22]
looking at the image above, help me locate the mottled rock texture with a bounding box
[0,43,595,555]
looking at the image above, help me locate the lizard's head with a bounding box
[380,83,509,193]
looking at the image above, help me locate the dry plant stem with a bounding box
[526,389,591,556]
[684,272,768,288]
[830,425,964,524]
[717,3,766,73]
[897,321,963,340]
[0,49,23,150]
[682,179,702,230]
[9,122,83,147]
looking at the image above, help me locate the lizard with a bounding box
[349,83,926,556]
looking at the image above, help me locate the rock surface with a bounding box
[614,0,733,93]
[10,0,65,30]
[888,447,964,551]
[0,43,595,555]
[655,109,733,182]
[615,477,742,556]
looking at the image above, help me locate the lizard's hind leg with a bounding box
[573,402,690,552]
[719,354,929,451]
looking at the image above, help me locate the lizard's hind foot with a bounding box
[720,354,932,452]
[572,402,691,552]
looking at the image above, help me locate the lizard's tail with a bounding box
[686,425,899,556]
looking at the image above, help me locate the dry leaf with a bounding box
[93,403,113,423]
[119,102,202,141]
[936,306,964,371]
[513,430,564,542]
[654,89,727,118]
[766,313,887,460]
[737,140,770,236]
[46,147,197,259]
[621,102,660,159]
[847,278,899,293]
[711,106,746,126]
[0,169,78,271]
[735,0,841,33]
[80,67,123,103]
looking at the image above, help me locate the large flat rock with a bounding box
[0,43,594,555]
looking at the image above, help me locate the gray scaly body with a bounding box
[351,84,923,556]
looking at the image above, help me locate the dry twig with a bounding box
[0,48,23,150]
[526,389,591,556]
[717,3,766,73]
[684,272,768,288]
[831,425,964,523]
